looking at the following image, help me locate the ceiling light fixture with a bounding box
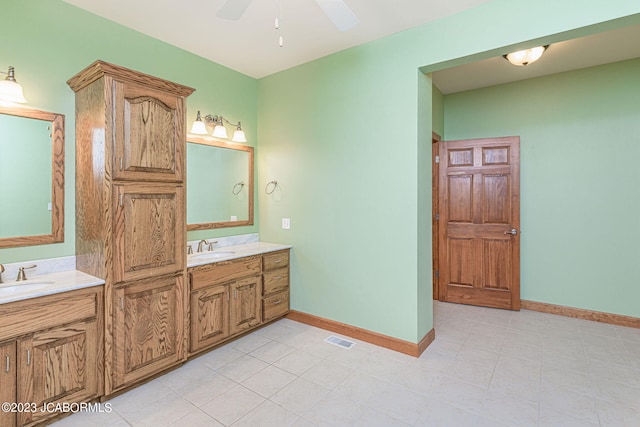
[503,45,549,66]
[0,66,27,103]
[190,111,247,143]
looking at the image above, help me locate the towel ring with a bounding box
[232,181,245,195]
[265,180,278,195]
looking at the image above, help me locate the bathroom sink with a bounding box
[0,281,54,295]
[189,251,236,261]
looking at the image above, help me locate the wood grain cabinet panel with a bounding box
[114,81,184,182]
[113,183,185,284]
[190,284,229,352]
[0,341,16,427]
[113,275,184,389]
[263,291,290,322]
[18,319,100,426]
[229,276,262,335]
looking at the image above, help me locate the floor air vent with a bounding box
[324,335,356,349]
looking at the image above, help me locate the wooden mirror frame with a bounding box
[0,106,64,248]
[186,136,254,231]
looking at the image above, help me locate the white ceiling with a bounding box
[431,23,640,94]
[61,0,640,91]
[61,0,492,78]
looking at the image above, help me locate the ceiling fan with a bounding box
[216,0,360,32]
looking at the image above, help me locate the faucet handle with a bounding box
[16,264,37,281]
[207,240,218,251]
[0,264,4,284]
[186,245,193,255]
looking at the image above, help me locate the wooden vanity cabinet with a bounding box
[188,256,262,355]
[68,61,194,395]
[0,287,103,427]
[188,249,291,356]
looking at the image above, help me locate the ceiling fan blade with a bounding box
[217,0,253,20]
[315,0,359,32]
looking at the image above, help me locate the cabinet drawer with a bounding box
[190,256,261,290]
[263,268,289,297]
[263,250,289,271]
[0,287,101,341]
[262,291,289,322]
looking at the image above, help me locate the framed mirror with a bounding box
[186,136,253,230]
[0,106,64,248]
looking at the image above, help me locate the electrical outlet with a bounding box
[47,202,52,211]
[282,218,291,230]
[230,215,237,221]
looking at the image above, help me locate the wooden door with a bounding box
[230,276,261,335]
[18,319,99,425]
[113,183,185,284]
[0,341,16,427]
[113,80,184,182]
[439,136,520,310]
[113,274,185,389]
[190,284,229,353]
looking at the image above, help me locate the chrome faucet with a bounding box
[197,239,219,252]
[197,240,209,253]
[0,264,4,283]
[16,265,36,281]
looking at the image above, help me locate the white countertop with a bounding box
[0,270,105,305]
[187,241,292,268]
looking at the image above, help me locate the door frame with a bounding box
[431,132,441,301]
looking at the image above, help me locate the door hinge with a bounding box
[435,270,440,279]
[435,213,440,221]
[435,155,440,164]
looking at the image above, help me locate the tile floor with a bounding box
[52,301,640,426]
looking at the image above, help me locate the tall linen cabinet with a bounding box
[68,61,194,395]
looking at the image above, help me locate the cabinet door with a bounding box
[190,284,229,353]
[17,320,99,426]
[113,275,185,389]
[113,183,185,284]
[230,276,261,335]
[0,341,16,427]
[113,80,184,182]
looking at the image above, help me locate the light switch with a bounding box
[282,218,291,230]
[230,215,237,221]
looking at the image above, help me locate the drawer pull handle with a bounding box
[26,349,31,366]
[120,296,124,310]
[119,157,123,170]
[272,299,282,305]
[5,355,9,373]
[119,193,124,207]
[273,276,283,280]
[272,259,282,264]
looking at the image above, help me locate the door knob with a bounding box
[504,228,518,235]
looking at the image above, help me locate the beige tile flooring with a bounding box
[52,301,640,426]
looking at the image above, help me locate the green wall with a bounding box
[258,0,640,343]
[2,0,640,343]
[443,58,640,317]
[0,0,258,263]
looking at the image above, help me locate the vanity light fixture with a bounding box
[0,66,27,103]
[503,45,549,66]
[191,110,247,143]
